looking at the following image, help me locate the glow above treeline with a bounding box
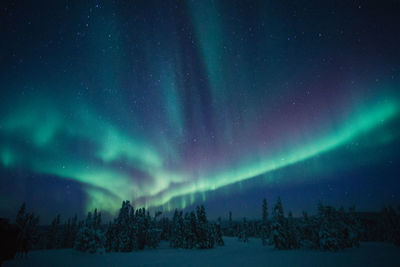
[138,99,400,208]
[0,95,398,213]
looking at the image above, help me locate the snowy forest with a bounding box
[1,197,400,265]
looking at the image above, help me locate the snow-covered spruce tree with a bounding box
[228,211,234,237]
[105,221,119,252]
[116,201,133,251]
[74,210,105,254]
[170,209,184,248]
[15,203,39,257]
[135,208,147,250]
[46,214,60,249]
[298,211,317,248]
[238,217,249,242]
[206,222,216,248]
[196,205,209,249]
[381,206,400,246]
[146,210,161,249]
[261,198,270,245]
[169,209,178,248]
[104,221,114,252]
[61,217,71,248]
[129,206,137,250]
[313,203,353,251]
[183,213,193,249]
[271,197,288,249]
[318,203,361,251]
[316,203,341,251]
[189,211,198,248]
[346,206,361,248]
[395,206,400,246]
[336,206,349,249]
[105,201,161,252]
[160,217,170,241]
[392,206,400,246]
[215,217,224,246]
[381,206,392,243]
[61,214,79,248]
[177,211,185,248]
[287,211,300,249]
[67,214,78,248]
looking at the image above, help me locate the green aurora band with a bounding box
[143,98,400,209]
[1,95,398,214]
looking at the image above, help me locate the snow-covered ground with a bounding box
[4,237,400,267]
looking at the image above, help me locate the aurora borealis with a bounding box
[1,0,399,222]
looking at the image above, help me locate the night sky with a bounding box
[1,0,399,223]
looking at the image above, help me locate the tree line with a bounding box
[1,197,400,262]
[224,198,400,250]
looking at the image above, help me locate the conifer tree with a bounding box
[196,205,208,249]
[170,209,178,248]
[136,208,147,250]
[115,201,127,251]
[316,202,341,251]
[146,210,161,249]
[160,217,170,241]
[103,201,161,252]
[287,211,299,249]
[46,214,60,249]
[183,212,195,248]
[393,206,400,246]
[59,214,80,249]
[105,221,114,252]
[207,223,216,248]
[239,217,249,242]
[189,211,198,247]
[74,210,105,254]
[68,214,78,248]
[228,211,234,236]
[215,217,224,246]
[170,209,184,248]
[15,203,27,228]
[299,211,316,248]
[271,197,288,249]
[261,198,270,245]
[15,203,39,257]
[61,217,71,248]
